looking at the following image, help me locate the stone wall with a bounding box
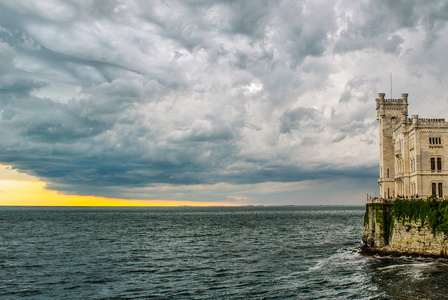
[363,202,392,249]
[362,202,448,257]
[389,220,448,256]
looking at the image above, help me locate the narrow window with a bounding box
[439,137,442,144]
[437,158,442,171]
[439,183,443,198]
[432,183,437,196]
[429,137,432,144]
[431,158,436,171]
[387,168,389,178]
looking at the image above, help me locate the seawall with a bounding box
[362,198,448,257]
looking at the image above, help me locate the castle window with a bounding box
[411,182,417,196]
[429,137,442,145]
[437,158,442,171]
[431,158,436,171]
[431,182,444,197]
[387,168,389,178]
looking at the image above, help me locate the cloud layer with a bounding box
[1,0,448,204]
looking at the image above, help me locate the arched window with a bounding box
[432,183,437,196]
[431,158,436,171]
[438,183,443,197]
[437,158,442,171]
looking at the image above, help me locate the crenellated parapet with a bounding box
[376,93,408,120]
[416,118,447,123]
[409,116,448,128]
[375,93,408,104]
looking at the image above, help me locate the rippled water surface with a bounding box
[1,206,448,299]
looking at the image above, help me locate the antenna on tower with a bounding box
[390,73,393,99]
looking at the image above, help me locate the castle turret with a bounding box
[376,92,408,199]
[402,93,408,103]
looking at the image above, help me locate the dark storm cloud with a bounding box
[1,95,107,142]
[0,77,47,97]
[1,0,448,201]
[0,42,15,75]
[333,0,448,54]
[279,107,319,134]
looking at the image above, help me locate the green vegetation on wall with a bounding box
[393,196,448,235]
[374,203,394,242]
[364,206,369,226]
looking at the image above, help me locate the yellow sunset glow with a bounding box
[0,165,228,206]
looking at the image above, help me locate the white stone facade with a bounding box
[376,93,448,199]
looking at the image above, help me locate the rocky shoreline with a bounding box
[357,243,447,259]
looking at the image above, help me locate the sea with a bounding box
[1,206,448,299]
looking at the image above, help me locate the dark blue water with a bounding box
[1,206,448,299]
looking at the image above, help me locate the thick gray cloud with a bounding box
[0,41,14,75]
[1,0,448,204]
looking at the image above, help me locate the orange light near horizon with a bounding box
[0,165,231,207]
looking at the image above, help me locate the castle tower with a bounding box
[376,93,408,198]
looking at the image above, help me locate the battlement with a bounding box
[376,92,408,120]
[375,93,408,104]
[409,114,448,127]
[376,98,405,103]
[417,118,446,123]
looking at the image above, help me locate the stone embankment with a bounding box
[362,197,448,257]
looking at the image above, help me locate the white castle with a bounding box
[377,93,448,199]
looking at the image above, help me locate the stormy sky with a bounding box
[1,0,448,205]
